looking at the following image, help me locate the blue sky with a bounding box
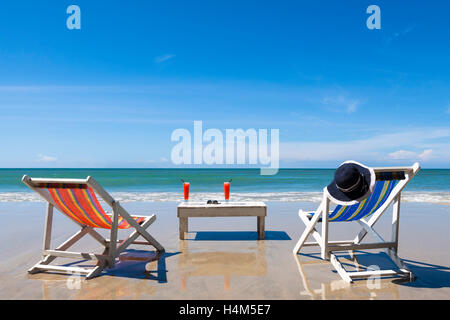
[0,1,449,168]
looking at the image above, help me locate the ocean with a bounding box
[0,168,449,204]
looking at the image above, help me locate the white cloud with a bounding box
[388,150,416,160]
[154,54,176,64]
[389,149,433,161]
[321,95,361,113]
[419,149,433,160]
[280,129,450,163]
[36,154,57,162]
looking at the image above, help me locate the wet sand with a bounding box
[0,201,449,300]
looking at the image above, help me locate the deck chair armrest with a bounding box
[299,210,314,220]
[298,197,328,221]
[129,214,154,219]
[106,213,153,219]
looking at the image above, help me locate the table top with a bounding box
[178,201,266,208]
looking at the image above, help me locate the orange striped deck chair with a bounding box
[23,175,164,280]
[293,163,420,283]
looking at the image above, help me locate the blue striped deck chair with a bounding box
[293,163,420,283]
[22,175,164,279]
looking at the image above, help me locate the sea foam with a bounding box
[0,191,449,204]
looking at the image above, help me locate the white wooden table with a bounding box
[177,201,267,240]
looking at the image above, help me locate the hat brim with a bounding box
[326,161,376,205]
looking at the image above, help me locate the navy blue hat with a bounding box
[326,161,375,204]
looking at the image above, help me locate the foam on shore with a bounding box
[0,191,449,204]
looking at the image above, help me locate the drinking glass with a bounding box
[183,182,190,201]
[224,182,230,201]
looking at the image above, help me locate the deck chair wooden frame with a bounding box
[23,175,165,280]
[293,163,420,283]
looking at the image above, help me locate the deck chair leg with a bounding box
[330,253,353,283]
[139,229,165,252]
[28,263,44,274]
[85,265,106,280]
[42,203,53,252]
[136,228,164,252]
[87,228,108,246]
[321,197,330,260]
[298,211,323,247]
[77,247,109,280]
[28,226,92,274]
[386,248,415,280]
[29,204,54,274]
[293,209,322,254]
[108,202,120,268]
[116,214,163,256]
[391,195,401,253]
[118,205,165,252]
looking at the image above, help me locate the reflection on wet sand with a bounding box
[40,276,157,300]
[178,240,267,291]
[37,250,170,300]
[2,201,449,299]
[295,253,405,300]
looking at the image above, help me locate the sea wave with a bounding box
[0,191,449,204]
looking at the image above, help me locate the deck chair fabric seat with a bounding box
[22,175,165,280]
[46,186,145,229]
[293,163,420,283]
[306,179,400,222]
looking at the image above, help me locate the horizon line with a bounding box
[1,167,449,170]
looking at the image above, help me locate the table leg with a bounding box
[257,216,265,240]
[179,217,188,240]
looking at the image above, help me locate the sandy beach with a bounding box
[0,200,449,300]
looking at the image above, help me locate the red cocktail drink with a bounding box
[224,182,230,201]
[183,182,190,201]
